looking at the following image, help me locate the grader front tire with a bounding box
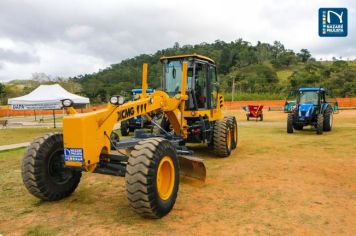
[21,133,82,201]
[213,119,232,157]
[125,138,179,218]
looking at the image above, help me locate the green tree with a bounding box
[0,82,6,104]
[297,49,311,62]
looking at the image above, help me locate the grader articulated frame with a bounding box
[21,54,238,218]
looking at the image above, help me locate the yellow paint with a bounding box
[156,156,175,200]
[62,54,224,171]
[141,63,148,98]
[227,128,231,150]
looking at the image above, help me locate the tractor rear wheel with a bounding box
[287,114,294,133]
[323,107,333,131]
[316,114,324,135]
[121,121,130,136]
[226,116,238,150]
[125,138,179,218]
[22,133,82,201]
[213,119,232,157]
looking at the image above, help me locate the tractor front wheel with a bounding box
[21,133,82,201]
[125,138,179,218]
[287,114,294,133]
[316,114,324,135]
[213,119,232,157]
[323,107,333,131]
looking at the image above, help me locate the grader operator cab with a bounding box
[21,54,238,218]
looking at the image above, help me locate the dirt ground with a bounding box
[0,110,355,235]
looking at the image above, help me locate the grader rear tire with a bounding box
[125,138,179,218]
[21,133,82,201]
[213,119,232,157]
[226,116,238,150]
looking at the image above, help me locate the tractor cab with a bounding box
[131,88,154,99]
[296,88,325,120]
[287,87,334,135]
[160,54,219,111]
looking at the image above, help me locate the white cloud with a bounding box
[0,0,355,82]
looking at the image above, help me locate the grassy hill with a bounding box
[1,40,355,103]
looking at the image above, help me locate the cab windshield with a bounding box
[299,91,319,105]
[163,60,193,96]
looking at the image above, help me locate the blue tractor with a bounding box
[287,88,333,135]
[120,89,154,136]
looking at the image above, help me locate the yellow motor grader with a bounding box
[21,54,238,218]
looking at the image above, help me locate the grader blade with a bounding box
[178,155,206,182]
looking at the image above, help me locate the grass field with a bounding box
[0,110,355,235]
[0,128,61,146]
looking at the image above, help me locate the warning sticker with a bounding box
[64,148,84,162]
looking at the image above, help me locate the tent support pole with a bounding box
[34,110,37,121]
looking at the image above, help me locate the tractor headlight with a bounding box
[110,96,125,105]
[61,99,73,108]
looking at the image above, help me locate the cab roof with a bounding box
[299,88,325,92]
[160,54,215,64]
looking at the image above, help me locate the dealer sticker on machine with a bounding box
[64,148,84,162]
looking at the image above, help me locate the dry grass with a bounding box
[0,110,355,235]
[0,128,60,146]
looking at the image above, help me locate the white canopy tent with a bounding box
[8,84,90,127]
[8,84,89,110]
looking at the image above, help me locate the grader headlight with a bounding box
[110,96,125,105]
[61,99,74,108]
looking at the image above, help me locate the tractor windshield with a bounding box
[299,91,319,105]
[163,60,193,96]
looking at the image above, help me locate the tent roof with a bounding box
[8,84,90,105]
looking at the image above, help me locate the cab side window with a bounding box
[208,66,218,108]
[195,63,207,109]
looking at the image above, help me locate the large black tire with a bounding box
[125,138,179,218]
[323,107,333,131]
[22,133,81,201]
[287,114,294,133]
[121,121,130,136]
[316,114,324,135]
[213,119,232,157]
[293,123,303,130]
[225,116,238,150]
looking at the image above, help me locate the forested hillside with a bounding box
[1,39,355,104]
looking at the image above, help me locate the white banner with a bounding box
[11,103,62,110]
